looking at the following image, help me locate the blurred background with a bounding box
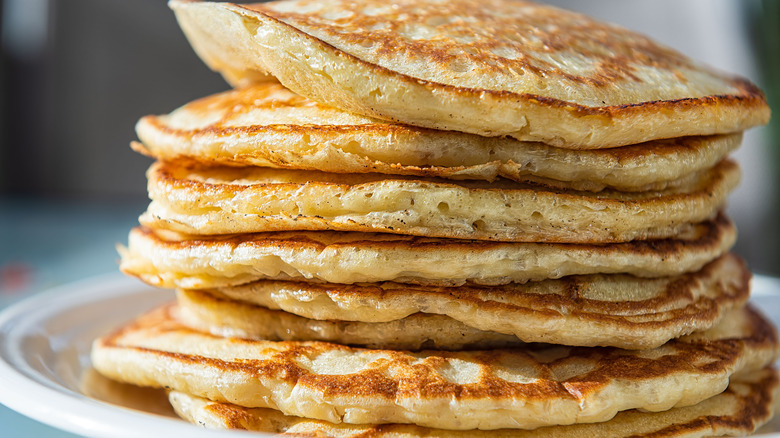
[0,0,778,436]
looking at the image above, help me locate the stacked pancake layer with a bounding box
[92,0,778,436]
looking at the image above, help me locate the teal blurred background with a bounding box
[0,1,778,436]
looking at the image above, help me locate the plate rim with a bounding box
[0,273,258,438]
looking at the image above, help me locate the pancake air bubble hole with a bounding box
[450,58,472,73]
[369,88,384,99]
[437,202,450,213]
[241,17,260,35]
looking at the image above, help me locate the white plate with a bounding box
[0,273,779,437]
[0,274,261,437]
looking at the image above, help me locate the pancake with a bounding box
[134,83,742,192]
[178,253,751,350]
[120,214,735,289]
[90,303,778,430]
[176,289,525,350]
[169,367,780,436]
[140,158,739,242]
[169,0,769,148]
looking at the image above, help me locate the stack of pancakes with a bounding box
[91,0,780,436]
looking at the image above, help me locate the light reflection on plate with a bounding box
[0,273,778,437]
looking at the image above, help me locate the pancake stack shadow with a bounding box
[91,0,780,436]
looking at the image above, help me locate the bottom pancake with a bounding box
[168,367,780,437]
[91,303,778,430]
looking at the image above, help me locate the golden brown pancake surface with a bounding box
[91,303,778,430]
[168,367,780,437]
[170,0,769,147]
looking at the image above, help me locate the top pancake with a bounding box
[169,0,770,148]
[134,83,742,192]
